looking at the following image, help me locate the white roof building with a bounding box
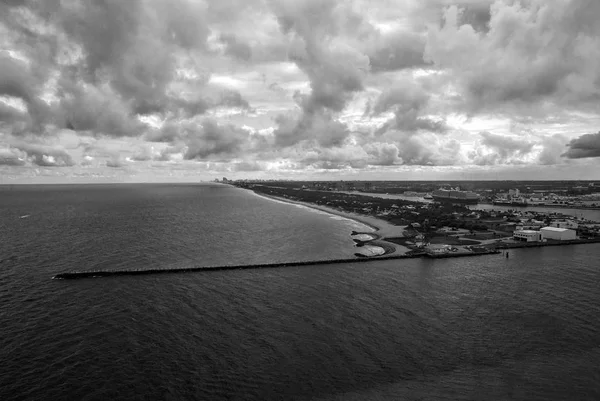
[540,227,577,241]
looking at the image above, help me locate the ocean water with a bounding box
[1,184,600,400]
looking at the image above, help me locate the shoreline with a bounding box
[246,189,409,256]
[249,190,408,237]
[251,191,380,231]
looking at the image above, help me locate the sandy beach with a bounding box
[249,190,410,255]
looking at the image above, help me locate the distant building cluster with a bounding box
[309,181,374,192]
[512,218,581,243]
[490,186,600,206]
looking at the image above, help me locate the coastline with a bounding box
[245,189,409,255]
[249,190,408,237]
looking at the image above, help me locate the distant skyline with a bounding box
[2,0,600,183]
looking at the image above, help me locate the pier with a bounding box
[52,249,501,280]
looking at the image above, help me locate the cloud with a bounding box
[218,33,252,61]
[539,134,568,164]
[232,161,263,171]
[9,142,74,167]
[268,0,371,148]
[1,0,252,141]
[480,131,534,157]
[469,131,534,165]
[157,145,184,162]
[371,79,449,134]
[2,0,600,181]
[0,53,52,131]
[383,132,461,166]
[0,99,29,125]
[300,145,369,170]
[562,131,600,159]
[59,0,209,114]
[147,118,253,160]
[0,147,26,166]
[106,156,127,168]
[59,81,145,137]
[424,1,600,114]
[273,113,350,148]
[183,119,251,160]
[364,142,402,165]
[367,30,428,73]
[131,146,155,162]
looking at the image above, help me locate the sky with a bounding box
[1,0,600,183]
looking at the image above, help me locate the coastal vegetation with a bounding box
[233,182,600,256]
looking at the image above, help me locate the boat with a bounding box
[431,188,479,205]
[423,193,433,200]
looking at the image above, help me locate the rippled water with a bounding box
[1,184,599,400]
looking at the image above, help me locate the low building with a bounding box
[540,227,577,241]
[550,219,579,230]
[515,224,543,231]
[513,230,541,242]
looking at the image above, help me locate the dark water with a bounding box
[1,184,599,400]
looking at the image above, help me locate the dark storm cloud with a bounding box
[562,131,600,159]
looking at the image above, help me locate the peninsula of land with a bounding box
[233,181,600,258]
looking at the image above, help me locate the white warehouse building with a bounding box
[513,230,542,242]
[540,227,577,241]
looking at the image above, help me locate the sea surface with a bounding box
[1,183,600,400]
